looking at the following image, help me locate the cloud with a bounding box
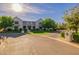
[0,3,55,21]
[22,4,46,14]
[0,3,46,15]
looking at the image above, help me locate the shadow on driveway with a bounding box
[0,33,26,38]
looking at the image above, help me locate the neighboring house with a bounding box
[13,17,42,30]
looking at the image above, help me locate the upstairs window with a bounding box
[15,21,19,24]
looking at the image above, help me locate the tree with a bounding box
[0,16,13,31]
[64,6,79,33]
[57,23,66,30]
[40,18,57,31]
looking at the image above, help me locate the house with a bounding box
[13,17,42,30]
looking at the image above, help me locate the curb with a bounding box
[41,35,79,49]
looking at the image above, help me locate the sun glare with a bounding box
[11,4,23,12]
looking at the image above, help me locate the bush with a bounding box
[19,28,22,32]
[24,29,27,32]
[60,32,65,38]
[73,33,79,43]
[14,27,18,32]
[7,28,13,32]
[31,28,45,33]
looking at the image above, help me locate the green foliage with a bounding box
[31,28,49,34]
[60,32,65,38]
[73,32,79,43]
[19,28,22,32]
[57,23,66,30]
[32,30,44,33]
[40,18,57,31]
[64,6,79,33]
[0,16,13,31]
[7,28,13,32]
[23,29,27,32]
[14,26,18,32]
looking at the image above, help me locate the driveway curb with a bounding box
[41,35,79,49]
[31,34,79,49]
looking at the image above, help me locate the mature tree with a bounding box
[40,18,57,31]
[57,23,66,30]
[0,16,13,31]
[64,6,79,33]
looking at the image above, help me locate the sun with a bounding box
[11,4,23,12]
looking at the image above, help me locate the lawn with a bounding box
[29,31,49,34]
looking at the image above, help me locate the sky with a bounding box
[0,3,78,23]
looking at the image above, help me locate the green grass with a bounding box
[29,31,49,34]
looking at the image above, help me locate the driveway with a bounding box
[0,34,79,55]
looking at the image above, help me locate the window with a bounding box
[15,21,19,24]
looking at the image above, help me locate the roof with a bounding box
[14,16,23,21]
[14,16,42,22]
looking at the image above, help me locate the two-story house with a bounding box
[13,17,42,30]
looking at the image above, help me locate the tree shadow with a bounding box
[0,33,26,39]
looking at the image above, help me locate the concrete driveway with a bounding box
[0,34,79,55]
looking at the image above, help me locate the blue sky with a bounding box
[0,3,78,23]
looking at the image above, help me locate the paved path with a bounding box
[0,34,79,55]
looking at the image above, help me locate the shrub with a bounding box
[7,28,13,32]
[73,33,79,43]
[60,32,65,38]
[19,28,22,32]
[49,28,56,32]
[24,29,27,32]
[14,26,18,32]
[31,28,44,33]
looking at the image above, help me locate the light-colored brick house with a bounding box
[13,17,42,30]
